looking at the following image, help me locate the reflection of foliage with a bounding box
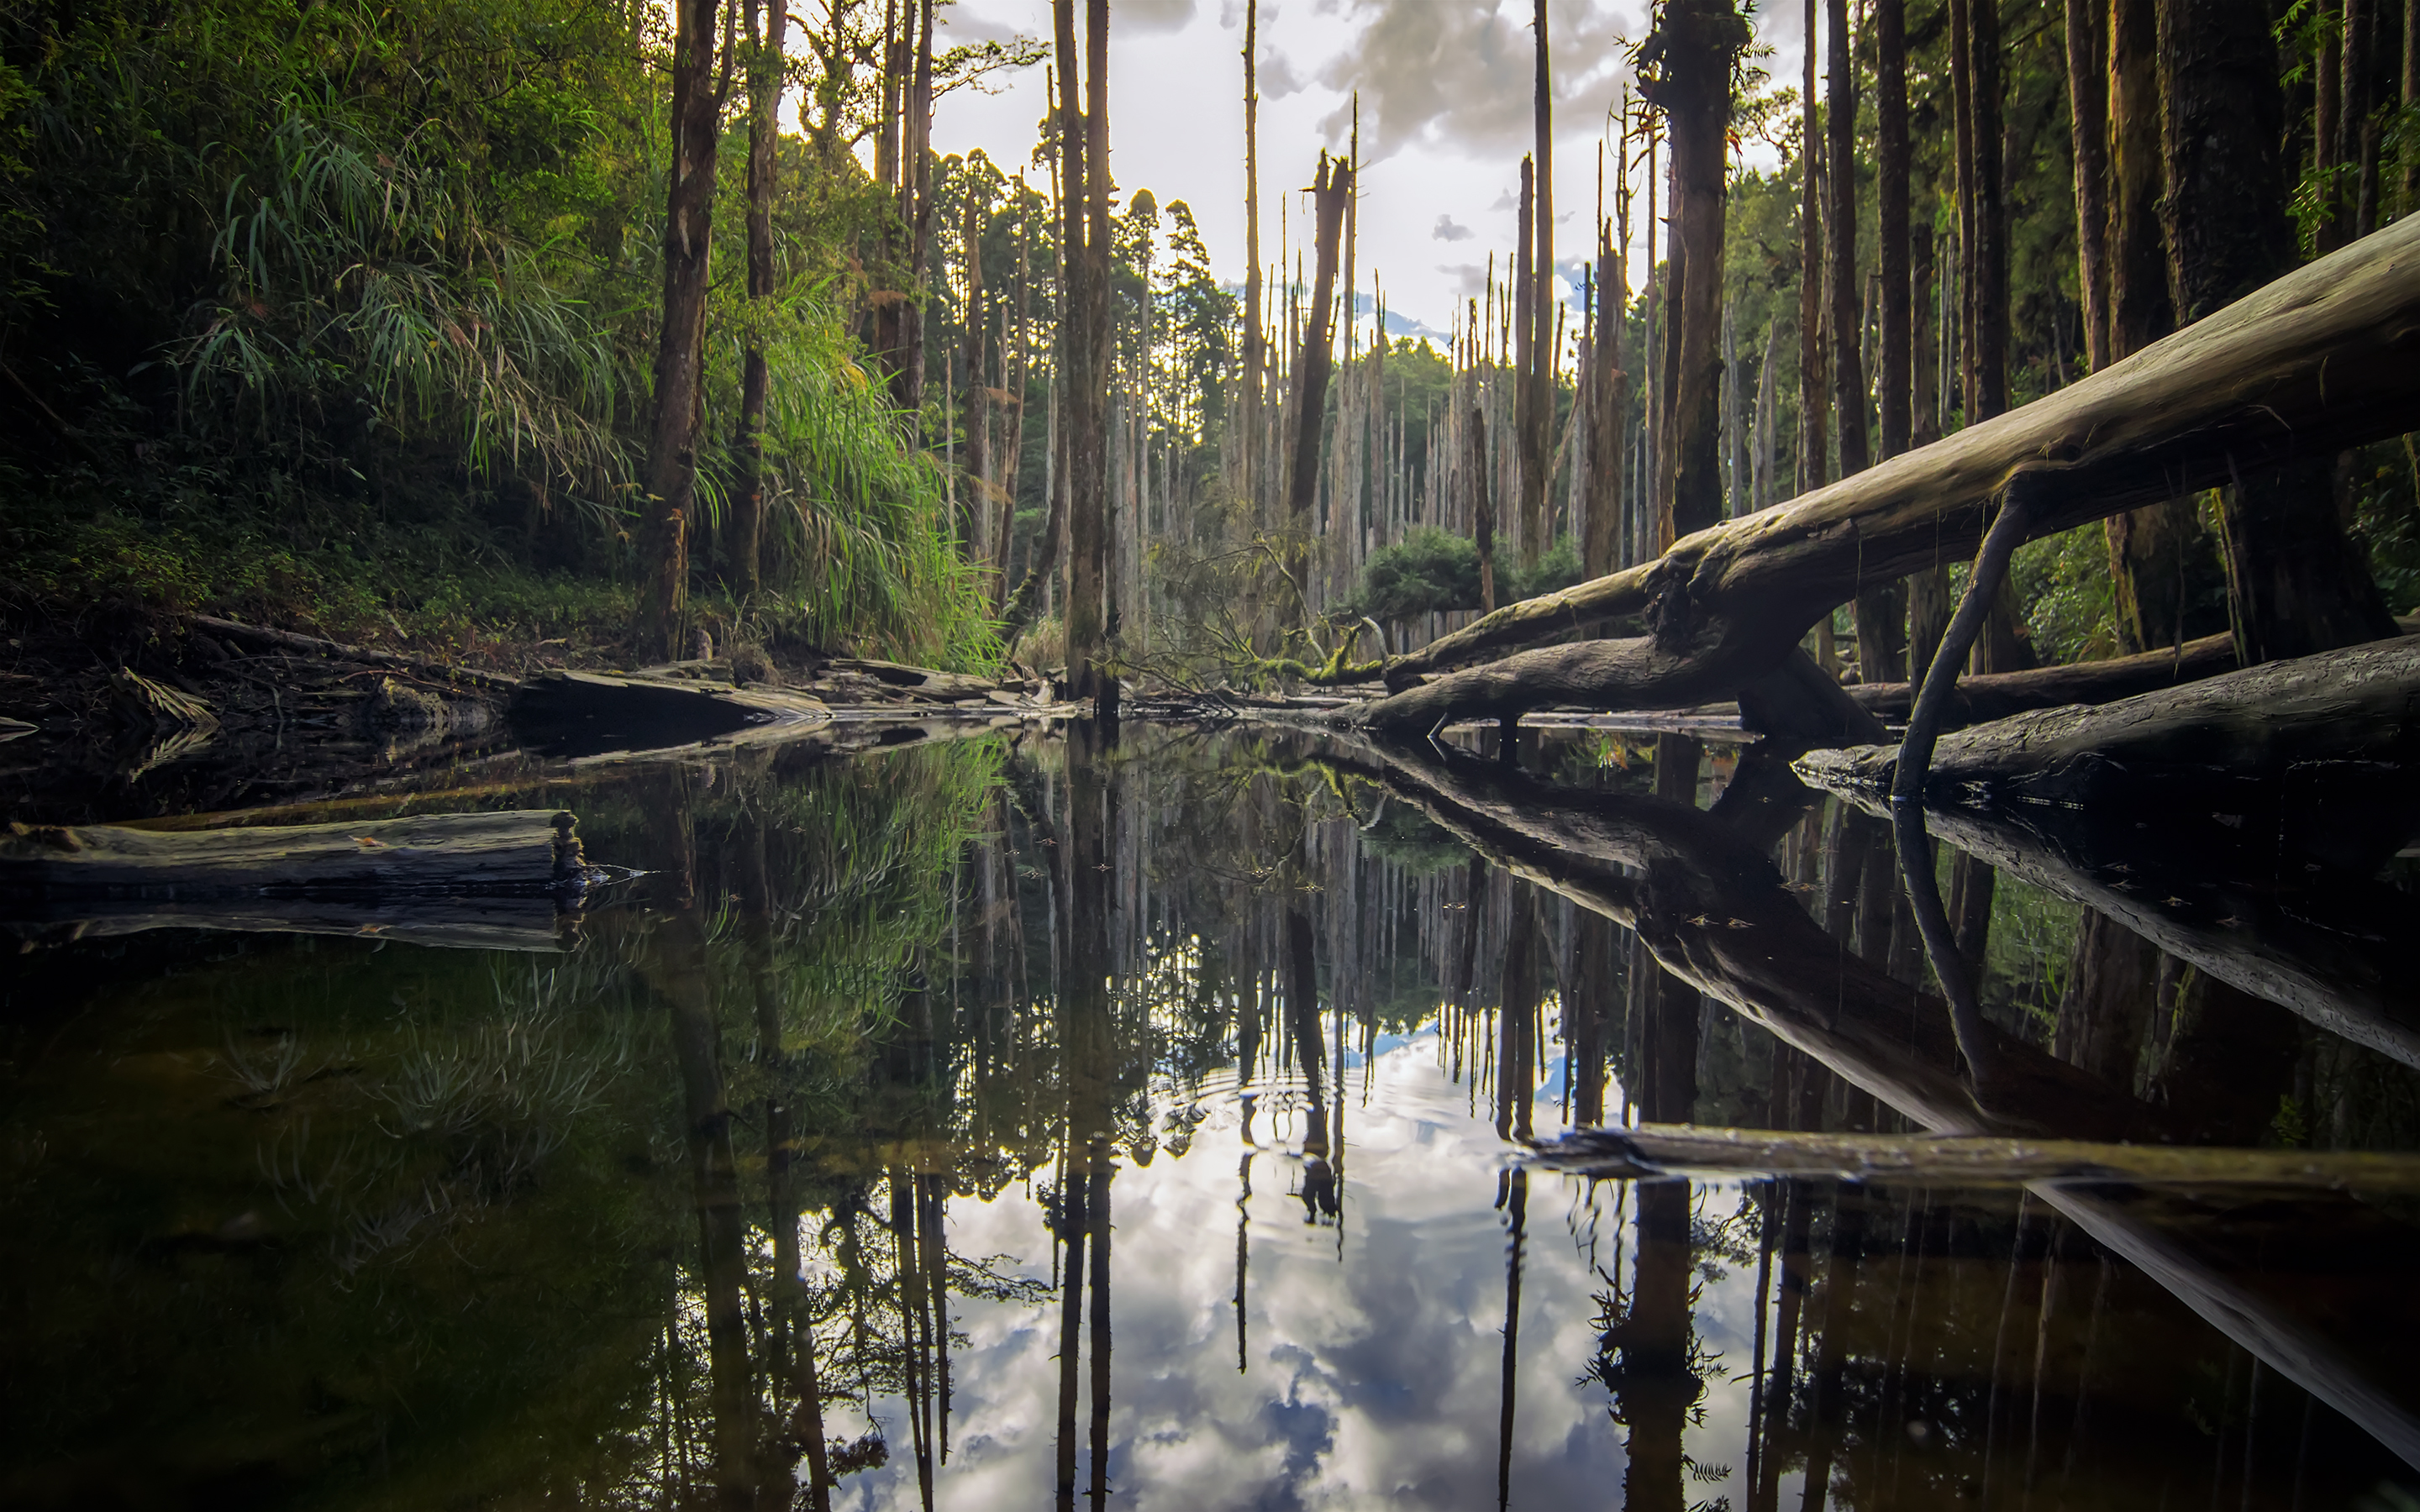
[1359,799,1472,876]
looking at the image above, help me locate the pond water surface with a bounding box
[6,722,2420,1510]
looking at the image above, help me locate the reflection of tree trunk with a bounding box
[1053,1166,1087,1512]
[1750,1176,1817,1512]
[1621,1177,1697,1512]
[1571,913,1618,1125]
[1497,885,1540,1140]
[1793,1185,1866,1512]
[1087,1162,1112,1507]
[1494,1168,1528,1511]
[651,777,758,1508]
[742,816,833,1510]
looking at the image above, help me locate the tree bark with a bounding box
[1799,0,1830,504]
[1846,627,2238,721]
[960,173,994,587]
[1644,0,1749,548]
[732,0,786,602]
[2159,0,2400,663]
[2064,0,2113,370]
[638,0,724,659]
[1830,0,1901,685]
[1284,155,1354,606]
[1053,0,1115,710]
[1515,156,1539,567]
[1530,0,1556,567]
[1585,211,1628,579]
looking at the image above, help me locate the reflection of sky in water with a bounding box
[823,1024,1781,1509]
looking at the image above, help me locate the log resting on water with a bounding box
[0,810,595,897]
[1334,213,2420,733]
[1319,737,2420,1470]
[1796,636,2420,869]
[1527,1123,2420,1191]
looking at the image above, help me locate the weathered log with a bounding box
[1849,629,2238,721]
[187,613,519,692]
[0,810,592,897]
[1334,213,2420,732]
[1796,636,2420,868]
[1527,1122,2420,1190]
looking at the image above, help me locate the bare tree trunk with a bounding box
[731,0,786,603]
[993,199,1031,619]
[902,0,935,413]
[1969,0,2008,422]
[1877,0,1912,455]
[1054,0,1115,711]
[1241,0,1265,524]
[1471,404,1499,611]
[2159,0,2399,663]
[1833,0,1900,685]
[1515,155,1539,567]
[1585,197,1628,578]
[960,172,994,589]
[2318,0,2346,253]
[1285,155,1354,611]
[1646,0,1749,545]
[2065,0,2113,370]
[1798,0,1830,503]
[1528,0,1555,568]
[638,0,724,659]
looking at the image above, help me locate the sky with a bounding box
[920,0,1809,338]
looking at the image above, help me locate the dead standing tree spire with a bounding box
[1283,152,1353,617]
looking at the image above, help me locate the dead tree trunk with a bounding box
[1528,1,1555,568]
[1241,0,1265,526]
[1284,155,1353,609]
[1053,0,1115,710]
[1585,207,1627,579]
[637,0,724,659]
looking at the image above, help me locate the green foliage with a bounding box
[1352,527,1484,620]
[2011,523,2120,664]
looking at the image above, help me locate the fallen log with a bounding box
[1334,213,2420,732]
[187,613,519,692]
[1847,630,2238,722]
[1526,1123,2420,1191]
[0,810,595,897]
[1794,636,2420,870]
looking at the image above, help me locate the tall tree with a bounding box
[731,0,788,602]
[1832,0,1902,684]
[960,165,995,591]
[2062,0,2112,369]
[1876,0,1913,452]
[1051,0,1115,711]
[1643,0,1751,544]
[2158,0,2399,661]
[637,0,725,658]
[2101,0,2189,654]
[1515,155,1539,564]
[1527,0,1555,569]
[1584,160,1628,580]
[1241,0,1265,522]
[1797,0,1829,506]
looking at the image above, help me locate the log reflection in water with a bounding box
[1318,734,2420,1472]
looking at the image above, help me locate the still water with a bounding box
[6,724,2420,1509]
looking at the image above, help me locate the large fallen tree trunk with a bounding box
[1797,636,2420,869]
[0,811,595,896]
[1329,213,2420,734]
[1527,1123,2420,1190]
[3,894,577,953]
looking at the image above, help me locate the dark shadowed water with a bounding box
[7,722,2420,1510]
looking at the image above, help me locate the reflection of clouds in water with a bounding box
[827,1030,1769,1509]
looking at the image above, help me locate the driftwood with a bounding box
[0,810,593,897]
[1328,738,2420,1468]
[1328,213,2420,733]
[1527,1123,2420,1191]
[187,613,520,692]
